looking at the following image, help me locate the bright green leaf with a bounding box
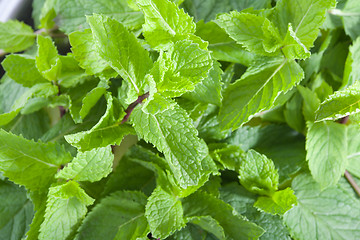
[284,173,360,240]
[239,149,278,196]
[2,54,48,87]
[306,121,347,188]
[254,188,297,215]
[209,143,244,171]
[137,0,196,49]
[39,181,94,240]
[281,24,311,60]
[87,14,152,103]
[219,57,304,130]
[0,20,35,53]
[39,0,57,29]
[297,85,321,122]
[36,35,62,81]
[316,82,360,121]
[65,93,135,151]
[0,129,72,191]
[76,190,148,240]
[56,146,113,182]
[146,186,185,238]
[151,39,212,98]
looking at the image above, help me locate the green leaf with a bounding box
[283,92,305,133]
[0,180,34,240]
[56,146,113,182]
[284,173,360,240]
[36,35,62,81]
[239,149,278,196]
[219,57,304,130]
[316,82,360,121]
[65,93,135,151]
[186,216,226,240]
[146,186,185,238]
[271,0,336,49]
[220,183,291,240]
[87,14,152,103]
[297,85,320,122]
[39,0,57,29]
[26,191,47,240]
[183,60,223,106]
[195,21,256,66]
[131,94,213,188]
[182,190,264,240]
[57,54,89,88]
[55,0,144,34]
[341,37,360,89]
[347,124,360,178]
[306,121,347,189]
[151,39,212,98]
[0,129,72,191]
[0,20,35,53]
[76,190,148,240]
[254,188,297,215]
[39,181,94,240]
[342,0,360,40]
[216,11,282,55]
[68,29,117,79]
[2,54,48,87]
[209,143,244,171]
[137,0,196,49]
[281,24,311,60]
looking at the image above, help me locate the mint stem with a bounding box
[121,92,149,124]
[344,170,360,197]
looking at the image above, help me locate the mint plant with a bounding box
[0,0,360,239]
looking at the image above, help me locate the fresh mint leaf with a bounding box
[146,186,185,238]
[297,85,321,122]
[0,129,72,191]
[281,24,311,60]
[239,149,278,196]
[57,54,89,88]
[209,143,244,171]
[183,60,223,106]
[306,121,347,188]
[26,191,47,240]
[68,29,117,79]
[131,94,214,188]
[182,190,264,240]
[65,93,135,151]
[39,181,94,240]
[342,37,360,89]
[137,0,196,49]
[316,82,360,121]
[347,124,360,178]
[56,146,113,182]
[271,0,336,49]
[284,173,360,240]
[186,216,226,240]
[151,39,212,98]
[0,20,35,53]
[55,0,144,34]
[87,14,153,103]
[36,35,62,82]
[2,54,48,87]
[219,57,304,130]
[254,188,297,215]
[283,92,305,133]
[0,180,34,240]
[39,0,57,29]
[216,11,282,55]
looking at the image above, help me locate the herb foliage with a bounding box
[0,0,360,239]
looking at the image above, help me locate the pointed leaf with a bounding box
[254,188,297,215]
[39,181,94,240]
[87,14,152,102]
[137,0,196,49]
[239,149,279,196]
[306,121,347,188]
[145,186,185,238]
[0,20,35,53]
[219,57,304,130]
[36,35,62,81]
[56,146,113,182]
[281,24,310,60]
[131,94,213,188]
[0,129,72,191]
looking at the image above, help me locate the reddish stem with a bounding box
[121,92,149,124]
